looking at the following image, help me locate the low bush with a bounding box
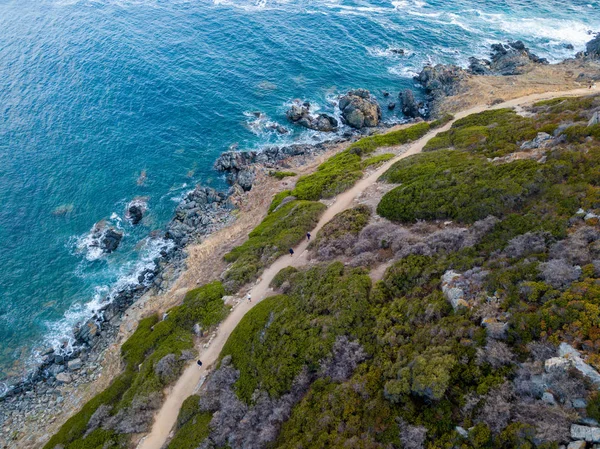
[292,151,363,201]
[166,395,212,449]
[268,190,292,213]
[347,122,431,156]
[43,282,228,449]
[221,262,372,402]
[360,153,395,169]
[310,205,371,256]
[223,200,325,292]
[423,109,538,157]
[378,150,549,224]
[269,170,296,180]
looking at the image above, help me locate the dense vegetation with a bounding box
[309,205,372,260]
[222,199,325,292]
[48,95,600,449]
[292,120,444,201]
[165,95,600,449]
[43,282,228,449]
[379,99,600,225]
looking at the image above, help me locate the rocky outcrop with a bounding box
[415,64,469,99]
[339,89,381,129]
[544,343,600,386]
[214,139,345,191]
[166,186,230,246]
[400,89,421,118]
[286,101,338,132]
[88,224,123,253]
[585,33,600,59]
[468,41,548,76]
[441,270,469,309]
[415,40,551,116]
[126,201,146,225]
[571,424,600,443]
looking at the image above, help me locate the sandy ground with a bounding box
[136,85,600,449]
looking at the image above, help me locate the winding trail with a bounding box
[137,86,598,449]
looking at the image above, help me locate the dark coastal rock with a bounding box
[468,41,549,76]
[389,48,405,55]
[214,139,345,192]
[399,89,421,118]
[339,89,381,129]
[586,33,600,59]
[388,102,396,110]
[415,64,469,98]
[165,185,230,244]
[127,204,144,225]
[286,101,338,132]
[416,40,553,117]
[101,228,123,253]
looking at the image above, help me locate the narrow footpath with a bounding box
[137,86,598,449]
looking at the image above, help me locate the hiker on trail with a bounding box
[306,232,311,241]
[247,292,252,302]
[197,360,203,368]
[289,248,294,256]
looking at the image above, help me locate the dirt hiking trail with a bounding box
[137,86,598,449]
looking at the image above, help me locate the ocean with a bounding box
[0,0,598,381]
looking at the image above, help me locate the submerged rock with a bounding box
[101,229,123,253]
[127,204,144,225]
[339,89,381,129]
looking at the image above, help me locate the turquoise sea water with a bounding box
[0,0,598,381]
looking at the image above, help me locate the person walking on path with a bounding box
[289,248,294,256]
[247,292,252,302]
[306,232,311,241]
[197,360,203,368]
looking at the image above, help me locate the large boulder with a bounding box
[586,33,600,59]
[338,89,381,129]
[286,101,338,132]
[399,89,421,118]
[415,64,469,98]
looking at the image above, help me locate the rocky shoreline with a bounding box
[0,129,367,448]
[2,34,600,448]
[416,36,600,117]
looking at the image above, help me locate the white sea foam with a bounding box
[243,110,290,138]
[73,216,125,262]
[39,236,175,360]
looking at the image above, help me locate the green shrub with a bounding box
[221,262,372,402]
[292,151,362,201]
[430,113,455,129]
[268,190,292,213]
[587,393,600,422]
[360,153,395,169]
[347,122,431,156]
[223,200,326,292]
[270,170,296,180]
[44,283,227,449]
[423,109,537,157]
[310,205,371,252]
[377,150,549,223]
[167,400,212,449]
